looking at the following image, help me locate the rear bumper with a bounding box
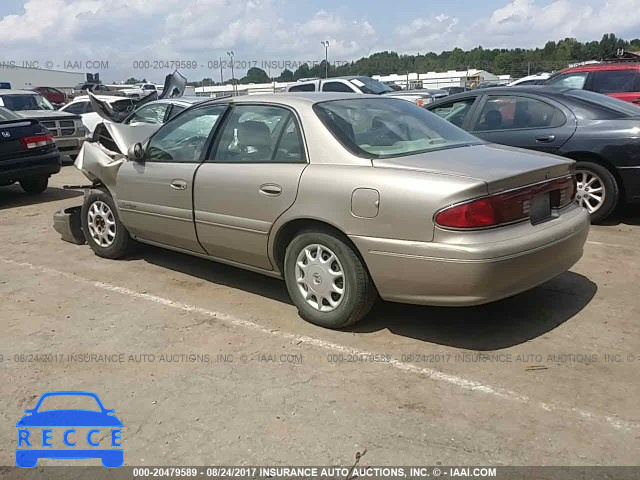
[0,152,61,184]
[350,206,590,306]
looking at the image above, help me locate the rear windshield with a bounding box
[0,106,21,120]
[565,89,640,117]
[349,77,394,95]
[0,93,55,111]
[314,98,481,159]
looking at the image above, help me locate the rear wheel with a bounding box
[284,229,377,329]
[575,161,618,224]
[19,176,48,194]
[81,189,135,259]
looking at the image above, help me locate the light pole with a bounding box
[321,40,329,78]
[226,51,235,95]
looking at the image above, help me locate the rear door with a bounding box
[115,104,227,252]
[587,68,640,105]
[193,104,307,270]
[468,93,576,153]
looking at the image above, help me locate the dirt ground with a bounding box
[1,165,639,468]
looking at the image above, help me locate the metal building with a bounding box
[0,65,85,90]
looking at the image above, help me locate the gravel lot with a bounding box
[1,165,639,467]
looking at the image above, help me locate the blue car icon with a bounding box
[16,391,123,468]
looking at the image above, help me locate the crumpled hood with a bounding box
[88,70,188,123]
[102,121,161,154]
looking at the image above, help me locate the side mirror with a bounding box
[128,142,145,162]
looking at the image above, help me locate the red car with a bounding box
[545,62,640,104]
[32,87,66,107]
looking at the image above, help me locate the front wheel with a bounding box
[575,161,619,224]
[19,176,48,194]
[81,189,134,259]
[284,230,377,329]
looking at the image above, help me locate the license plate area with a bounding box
[528,193,551,225]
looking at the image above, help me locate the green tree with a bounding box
[239,67,270,84]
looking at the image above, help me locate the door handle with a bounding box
[535,135,556,143]
[170,179,187,190]
[259,184,282,196]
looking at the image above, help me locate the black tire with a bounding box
[19,176,48,194]
[81,189,134,259]
[284,229,377,329]
[575,161,619,224]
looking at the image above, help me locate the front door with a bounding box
[116,104,227,252]
[194,104,307,270]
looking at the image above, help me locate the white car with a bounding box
[59,95,136,135]
[508,73,551,86]
[285,76,434,106]
[119,83,159,99]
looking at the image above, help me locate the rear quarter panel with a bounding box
[268,163,488,256]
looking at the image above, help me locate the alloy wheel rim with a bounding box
[295,244,345,312]
[575,169,605,214]
[87,201,117,247]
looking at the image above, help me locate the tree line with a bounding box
[181,33,640,87]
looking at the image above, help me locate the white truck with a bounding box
[285,76,437,106]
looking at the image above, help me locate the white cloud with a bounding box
[0,0,639,81]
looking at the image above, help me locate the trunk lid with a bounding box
[373,143,574,193]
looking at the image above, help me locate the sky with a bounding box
[0,0,639,83]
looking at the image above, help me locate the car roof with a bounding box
[430,85,572,103]
[0,89,41,95]
[70,95,132,102]
[558,62,640,73]
[200,92,396,107]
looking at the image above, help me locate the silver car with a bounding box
[67,93,590,329]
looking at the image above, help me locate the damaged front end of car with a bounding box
[52,70,187,244]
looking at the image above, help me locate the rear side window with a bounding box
[322,82,356,93]
[590,70,639,94]
[288,84,315,92]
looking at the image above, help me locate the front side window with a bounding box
[590,70,638,94]
[348,77,394,95]
[212,105,304,163]
[473,95,566,131]
[314,98,480,159]
[126,103,169,124]
[322,82,356,93]
[545,72,588,89]
[430,98,476,128]
[146,105,226,163]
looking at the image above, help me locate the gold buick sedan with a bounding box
[64,93,590,329]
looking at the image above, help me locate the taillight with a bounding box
[435,176,576,229]
[20,133,55,149]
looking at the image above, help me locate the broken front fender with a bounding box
[74,142,125,197]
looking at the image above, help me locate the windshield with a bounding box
[0,106,22,120]
[566,89,640,117]
[314,98,481,159]
[0,93,55,111]
[349,77,394,95]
